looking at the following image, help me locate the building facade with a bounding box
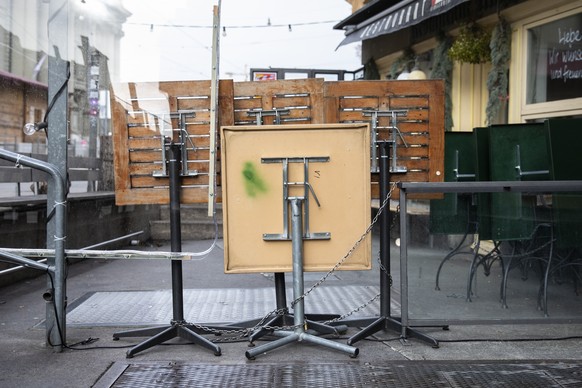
[0,0,129,149]
[336,0,582,130]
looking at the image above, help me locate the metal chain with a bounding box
[376,203,400,281]
[178,181,400,340]
[290,181,398,310]
[324,293,381,324]
[177,304,307,342]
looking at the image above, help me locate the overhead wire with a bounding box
[126,19,339,30]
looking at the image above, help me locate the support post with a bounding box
[46,0,69,351]
[113,142,225,358]
[246,198,358,359]
[169,143,185,321]
[346,141,440,348]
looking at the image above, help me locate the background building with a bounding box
[336,0,582,130]
[0,0,129,153]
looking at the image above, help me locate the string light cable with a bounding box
[127,19,340,34]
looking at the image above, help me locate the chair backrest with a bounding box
[429,131,476,234]
[488,123,549,182]
[473,127,493,240]
[486,123,550,241]
[545,118,582,248]
[546,118,582,180]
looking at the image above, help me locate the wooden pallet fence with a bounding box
[112,79,444,205]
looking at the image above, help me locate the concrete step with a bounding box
[150,219,222,241]
[158,204,222,221]
[150,204,223,241]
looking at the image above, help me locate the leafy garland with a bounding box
[448,23,491,64]
[486,17,511,125]
[431,32,454,131]
[388,48,415,79]
[364,57,380,80]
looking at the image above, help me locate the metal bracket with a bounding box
[262,156,331,241]
[453,150,476,181]
[515,144,549,179]
[247,108,290,125]
[152,110,199,177]
[362,109,409,174]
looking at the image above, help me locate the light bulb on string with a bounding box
[23,122,47,136]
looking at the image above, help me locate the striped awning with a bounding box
[337,0,469,47]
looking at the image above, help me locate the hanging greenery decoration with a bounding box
[363,57,380,80]
[388,48,415,79]
[486,17,511,125]
[431,32,454,131]
[448,23,491,64]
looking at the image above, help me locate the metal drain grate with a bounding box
[66,286,393,327]
[96,361,582,388]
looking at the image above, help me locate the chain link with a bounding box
[323,293,381,324]
[376,203,399,283]
[179,181,400,341]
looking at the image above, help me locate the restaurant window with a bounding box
[526,12,582,104]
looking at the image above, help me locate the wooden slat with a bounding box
[389,96,429,108]
[188,135,211,147]
[272,95,312,108]
[185,149,210,160]
[175,98,210,111]
[127,126,164,137]
[128,163,163,176]
[127,161,213,177]
[182,124,212,136]
[131,174,211,188]
[397,159,429,170]
[233,97,263,110]
[129,150,163,163]
[337,111,375,122]
[339,97,380,110]
[182,111,211,123]
[397,134,430,146]
[128,138,163,150]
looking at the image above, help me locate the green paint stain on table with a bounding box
[242,161,267,197]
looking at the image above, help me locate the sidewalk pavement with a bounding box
[1,237,581,387]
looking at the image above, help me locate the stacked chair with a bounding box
[430,132,481,301]
[541,118,582,315]
[430,118,582,316]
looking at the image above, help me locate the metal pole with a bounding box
[47,0,69,352]
[0,231,143,276]
[0,149,67,351]
[207,2,221,216]
[399,187,409,337]
[379,141,391,318]
[168,143,184,321]
[0,250,51,272]
[290,198,304,332]
[274,273,287,309]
